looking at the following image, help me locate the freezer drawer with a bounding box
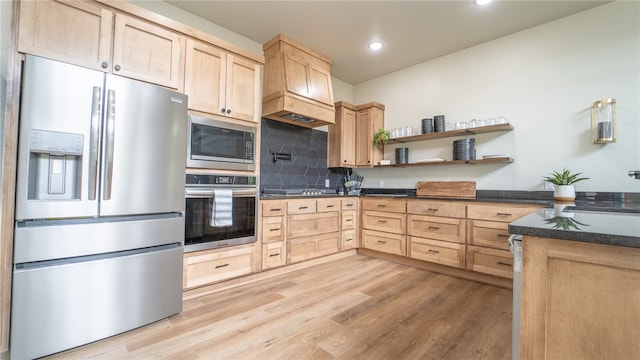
[10,244,183,360]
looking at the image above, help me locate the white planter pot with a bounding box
[554,185,576,202]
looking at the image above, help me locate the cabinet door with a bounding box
[341,210,356,230]
[281,43,333,107]
[18,0,113,71]
[262,241,286,269]
[466,246,513,279]
[184,39,226,115]
[328,104,356,167]
[362,211,406,234]
[355,109,373,167]
[407,214,466,244]
[409,236,466,269]
[262,216,285,243]
[362,229,406,256]
[288,232,339,264]
[287,212,339,238]
[469,220,511,251]
[467,203,538,223]
[341,230,357,251]
[113,14,184,89]
[225,54,262,122]
[183,247,253,289]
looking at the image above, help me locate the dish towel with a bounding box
[209,189,233,227]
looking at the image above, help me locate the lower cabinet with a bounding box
[341,229,357,250]
[289,232,340,263]
[362,229,405,256]
[465,245,514,279]
[183,246,254,289]
[410,237,465,268]
[262,241,286,269]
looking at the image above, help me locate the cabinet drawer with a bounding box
[407,214,465,244]
[467,204,538,223]
[407,200,466,218]
[341,229,357,251]
[183,247,253,288]
[466,246,514,279]
[409,237,465,269]
[287,199,317,214]
[262,200,286,216]
[288,232,339,264]
[287,212,339,238]
[262,216,285,243]
[341,210,356,230]
[362,211,406,234]
[469,220,511,251]
[341,198,358,210]
[362,229,406,256]
[362,198,406,213]
[317,198,340,212]
[262,241,286,269]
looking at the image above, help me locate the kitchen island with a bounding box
[508,207,640,360]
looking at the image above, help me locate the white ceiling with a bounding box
[167,0,610,85]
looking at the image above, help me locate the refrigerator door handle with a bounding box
[103,89,116,200]
[88,86,101,201]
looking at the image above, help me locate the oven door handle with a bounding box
[185,188,258,198]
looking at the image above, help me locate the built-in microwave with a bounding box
[187,115,255,171]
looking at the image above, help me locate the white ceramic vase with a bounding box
[554,185,576,202]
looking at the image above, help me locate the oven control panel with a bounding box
[186,174,256,186]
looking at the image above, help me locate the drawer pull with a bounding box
[326,204,335,208]
[345,219,353,222]
[428,226,440,230]
[497,234,510,238]
[377,204,387,208]
[269,228,281,232]
[377,220,387,224]
[345,238,353,242]
[346,204,354,207]
[496,261,512,267]
[377,240,387,244]
[496,212,512,217]
[428,249,440,254]
[215,263,230,269]
[270,208,282,211]
[427,208,439,212]
[299,206,308,210]
[269,253,280,257]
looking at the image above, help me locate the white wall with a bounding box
[353,1,640,193]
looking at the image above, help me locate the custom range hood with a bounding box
[262,34,335,127]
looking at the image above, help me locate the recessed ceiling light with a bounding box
[474,0,494,5]
[368,41,383,51]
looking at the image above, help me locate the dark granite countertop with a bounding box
[509,209,640,248]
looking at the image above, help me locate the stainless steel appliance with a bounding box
[11,55,187,360]
[184,174,258,252]
[509,234,523,360]
[187,115,255,171]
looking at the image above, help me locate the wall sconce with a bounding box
[591,98,616,143]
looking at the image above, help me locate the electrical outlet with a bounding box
[378,180,384,188]
[325,178,330,188]
[544,181,555,190]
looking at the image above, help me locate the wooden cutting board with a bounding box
[416,181,476,199]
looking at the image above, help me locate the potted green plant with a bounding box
[543,169,589,202]
[373,128,390,148]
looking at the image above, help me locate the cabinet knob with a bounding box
[101,61,109,69]
[221,108,226,113]
[114,64,121,71]
[226,109,231,114]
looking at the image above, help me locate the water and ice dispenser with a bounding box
[26,129,84,201]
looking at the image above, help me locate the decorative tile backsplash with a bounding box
[260,118,345,191]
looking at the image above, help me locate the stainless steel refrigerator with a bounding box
[11,55,187,360]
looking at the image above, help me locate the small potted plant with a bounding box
[373,128,390,148]
[543,168,589,202]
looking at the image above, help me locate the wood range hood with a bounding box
[262,34,335,128]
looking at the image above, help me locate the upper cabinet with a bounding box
[328,101,385,168]
[18,0,185,90]
[184,39,262,122]
[262,34,335,127]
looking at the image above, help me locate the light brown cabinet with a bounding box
[407,200,466,269]
[286,198,340,263]
[520,237,640,360]
[183,246,254,289]
[466,203,541,278]
[18,0,185,89]
[340,198,359,251]
[328,102,357,167]
[260,201,286,269]
[361,198,406,256]
[262,34,335,127]
[355,102,385,167]
[184,39,261,122]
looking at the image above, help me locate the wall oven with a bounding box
[187,115,255,171]
[184,174,257,252]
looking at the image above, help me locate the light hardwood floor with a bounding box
[46,255,512,359]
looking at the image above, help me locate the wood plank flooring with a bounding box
[45,255,512,359]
